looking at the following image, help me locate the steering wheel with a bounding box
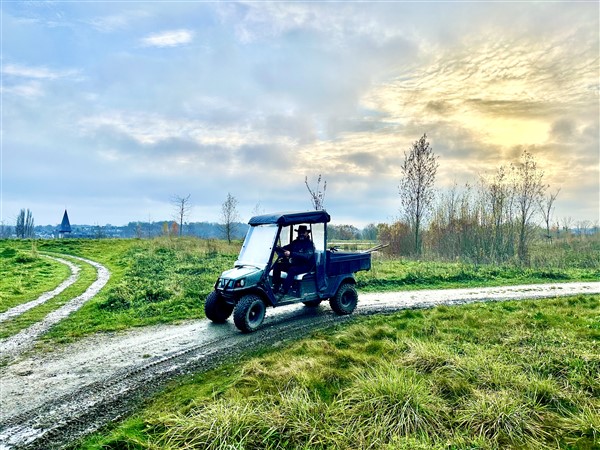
[274,247,290,264]
[275,246,285,256]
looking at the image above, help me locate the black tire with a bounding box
[204,290,234,323]
[302,299,322,307]
[329,283,358,315]
[233,294,266,333]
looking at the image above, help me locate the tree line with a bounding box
[5,135,597,258]
[377,134,597,265]
[308,135,597,265]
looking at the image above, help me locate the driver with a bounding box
[272,225,315,296]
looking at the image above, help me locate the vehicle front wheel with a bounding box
[205,290,234,323]
[233,294,266,333]
[329,283,358,315]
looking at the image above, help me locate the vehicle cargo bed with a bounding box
[326,251,371,276]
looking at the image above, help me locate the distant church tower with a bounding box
[58,209,72,238]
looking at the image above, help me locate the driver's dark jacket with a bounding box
[283,238,315,271]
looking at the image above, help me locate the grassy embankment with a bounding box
[78,294,599,449]
[1,237,599,343]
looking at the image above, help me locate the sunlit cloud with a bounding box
[363,28,598,152]
[140,29,194,48]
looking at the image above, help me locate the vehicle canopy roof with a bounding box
[248,210,330,226]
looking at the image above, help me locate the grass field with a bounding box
[1,237,598,344]
[1,236,599,449]
[77,294,600,450]
[0,243,71,311]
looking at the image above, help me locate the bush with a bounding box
[14,250,37,264]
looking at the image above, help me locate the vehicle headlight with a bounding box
[234,278,246,288]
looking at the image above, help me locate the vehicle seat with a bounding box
[268,270,314,280]
[268,251,317,281]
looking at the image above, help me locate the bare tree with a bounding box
[399,133,438,256]
[16,210,25,238]
[15,209,35,238]
[26,210,35,238]
[488,167,511,258]
[512,150,546,263]
[135,222,143,239]
[538,188,560,241]
[561,216,573,236]
[0,221,11,238]
[252,201,265,217]
[305,174,327,210]
[220,192,240,244]
[575,220,591,239]
[171,194,191,237]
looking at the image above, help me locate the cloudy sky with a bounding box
[1,1,598,228]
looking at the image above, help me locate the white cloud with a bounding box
[87,10,150,32]
[78,112,296,149]
[2,63,78,80]
[140,29,194,48]
[2,81,44,98]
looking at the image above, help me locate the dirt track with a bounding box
[0,256,598,449]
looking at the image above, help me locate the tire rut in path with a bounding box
[0,255,81,324]
[0,255,110,363]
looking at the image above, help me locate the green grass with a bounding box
[1,237,598,344]
[0,241,71,312]
[0,255,98,339]
[39,238,239,343]
[0,238,239,343]
[76,294,600,450]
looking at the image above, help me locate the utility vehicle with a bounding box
[204,210,374,333]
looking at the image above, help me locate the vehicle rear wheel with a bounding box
[302,299,322,307]
[204,290,234,323]
[234,294,266,333]
[329,283,358,315]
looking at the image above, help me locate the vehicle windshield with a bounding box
[235,224,278,269]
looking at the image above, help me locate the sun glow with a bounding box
[460,115,550,148]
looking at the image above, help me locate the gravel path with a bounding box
[0,273,598,449]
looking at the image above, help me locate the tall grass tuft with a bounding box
[455,389,551,447]
[335,363,446,445]
[400,339,456,373]
[147,386,336,450]
[559,404,600,448]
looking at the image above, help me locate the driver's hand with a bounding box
[284,250,291,257]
